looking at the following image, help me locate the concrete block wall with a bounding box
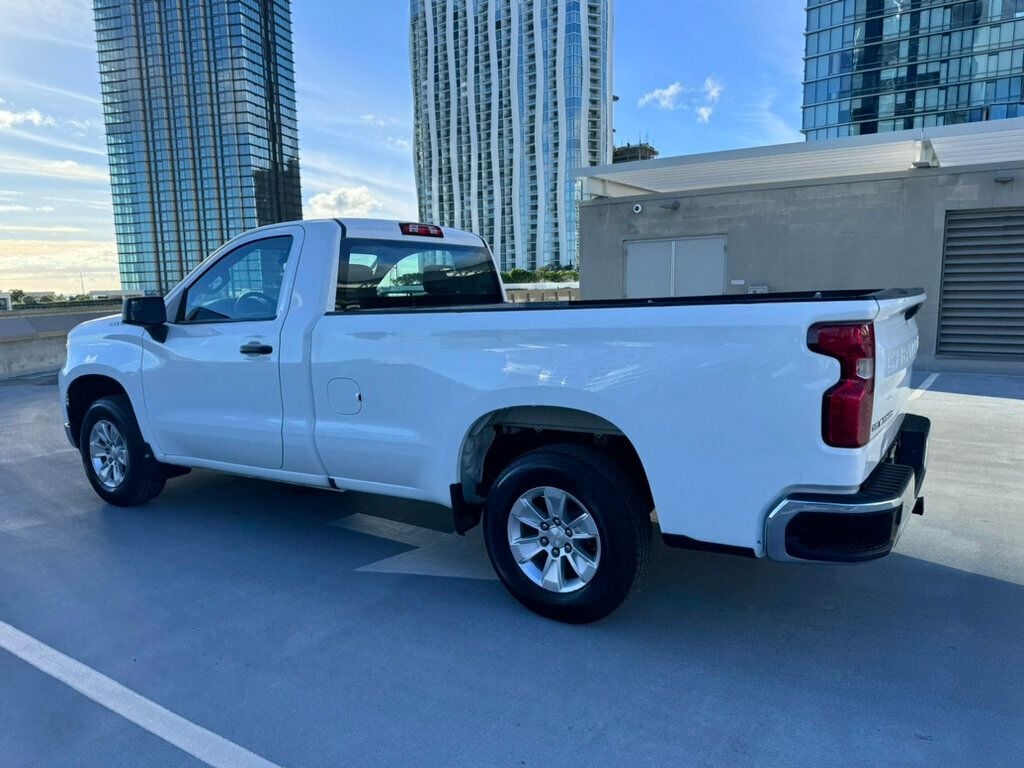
[0,311,117,379]
[579,162,1024,373]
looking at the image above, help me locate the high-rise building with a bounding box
[94,0,302,293]
[410,0,613,271]
[803,0,1024,141]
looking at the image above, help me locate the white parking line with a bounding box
[0,619,282,768]
[909,373,940,401]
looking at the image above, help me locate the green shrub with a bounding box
[501,267,579,284]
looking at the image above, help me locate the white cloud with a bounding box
[0,191,23,199]
[703,76,724,103]
[300,151,417,219]
[65,118,98,131]
[0,108,57,130]
[0,0,96,49]
[696,76,724,124]
[43,195,111,210]
[5,128,106,156]
[0,101,104,155]
[307,186,384,218]
[0,224,89,233]
[639,77,725,123]
[742,89,804,145]
[0,155,108,183]
[0,239,120,293]
[0,204,61,214]
[638,82,685,110]
[386,136,412,152]
[360,114,402,128]
[3,78,101,107]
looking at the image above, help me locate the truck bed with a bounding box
[332,288,925,315]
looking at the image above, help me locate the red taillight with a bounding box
[808,322,876,448]
[400,222,444,238]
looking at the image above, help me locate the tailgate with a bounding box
[871,290,925,446]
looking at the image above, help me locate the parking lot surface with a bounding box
[1,371,1022,767]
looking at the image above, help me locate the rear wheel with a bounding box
[483,444,652,623]
[80,395,166,506]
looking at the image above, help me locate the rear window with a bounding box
[335,238,504,311]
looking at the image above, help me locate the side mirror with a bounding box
[123,297,168,342]
[122,296,167,327]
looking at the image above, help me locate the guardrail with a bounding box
[4,300,123,316]
[0,309,120,379]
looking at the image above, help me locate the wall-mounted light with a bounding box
[659,200,680,211]
[995,172,1015,184]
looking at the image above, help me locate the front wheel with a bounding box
[80,395,166,506]
[483,444,652,624]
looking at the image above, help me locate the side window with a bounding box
[335,239,503,311]
[180,236,293,323]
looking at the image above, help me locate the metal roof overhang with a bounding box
[578,117,1024,198]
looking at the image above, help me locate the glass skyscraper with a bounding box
[410,0,613,271]
[94,0,302,293]
[803,0,1024,140]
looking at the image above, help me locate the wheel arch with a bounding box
[456,405,655,515]
[65,374,131,448]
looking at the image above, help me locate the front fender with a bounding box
[60,319,158,453]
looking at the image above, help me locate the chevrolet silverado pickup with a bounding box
[60,219,931,622]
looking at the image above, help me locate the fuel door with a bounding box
[327,378,363,416]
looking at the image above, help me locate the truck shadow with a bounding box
[149,468,1024,671]
[85,467,1024,763]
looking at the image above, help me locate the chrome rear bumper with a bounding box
[765,415,930,563]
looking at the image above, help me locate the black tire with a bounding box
[79,395,166,506]
[483,444,652,624]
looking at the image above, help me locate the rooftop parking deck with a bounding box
[0,371,1022,767]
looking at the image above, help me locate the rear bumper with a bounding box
[765,414,931,563]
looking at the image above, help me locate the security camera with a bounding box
[632,203,643,214]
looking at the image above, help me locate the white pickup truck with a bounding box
[60,219,930,622]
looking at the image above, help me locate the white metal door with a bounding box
[625,237,726,299]
[625,240,673,299]
[673,237,727,297]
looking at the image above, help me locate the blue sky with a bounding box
[0,0,806,293]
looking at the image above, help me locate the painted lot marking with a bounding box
[0,619,282,768]
[909,372,940,401]
[331,513,498,581]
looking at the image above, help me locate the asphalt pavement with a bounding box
[0,370,1022,767]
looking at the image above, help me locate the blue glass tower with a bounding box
[803,0,1024,140]
[94,0,302,293]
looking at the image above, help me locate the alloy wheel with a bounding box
[506,486,602,594]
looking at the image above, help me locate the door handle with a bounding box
[240,342,273,356]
